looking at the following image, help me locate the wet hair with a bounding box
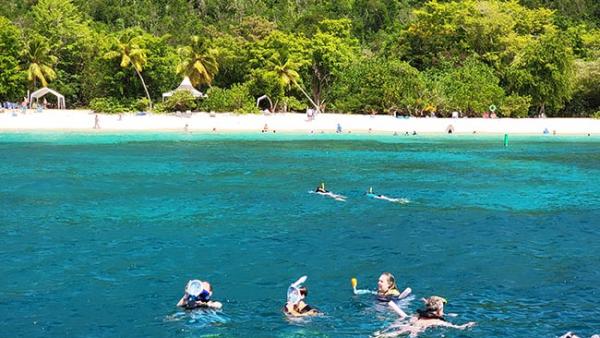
[381,272,398,291]
[299,286,308,297]
[417,296,446,319]
[204,282,213,293]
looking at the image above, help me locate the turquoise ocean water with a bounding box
[1,132,599,337]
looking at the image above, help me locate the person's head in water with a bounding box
[188,280,213,302]
[417,296,447,319]
[177,279,222,309]
[378,272,399,295]
[298,286,308,301]
[316,182,326,193]
[284,279,320,316]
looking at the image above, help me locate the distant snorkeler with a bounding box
[315,182,328,193]
[313,182,346,201]
[352,272,412,302]
[366,187,409,204]
[177,279,223,310]
[375,296,475,337]
[283,276,321,317]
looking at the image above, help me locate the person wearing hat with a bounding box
[283,276,321,317]
[177,279,222,310]
[375,296,475,337]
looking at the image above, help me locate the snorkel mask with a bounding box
[186,279,211,302]
[287,276,307,305]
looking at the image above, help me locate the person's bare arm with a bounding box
[388,301,408,319]
[437,321,476,329]
[176,293,188,307]
[398,287,412,299]
[206,301,223,309]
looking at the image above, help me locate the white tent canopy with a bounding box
[162,77,206,100]
[29,87,66,109]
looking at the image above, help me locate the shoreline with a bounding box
[1,110,599,135]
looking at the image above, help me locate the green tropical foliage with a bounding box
[0,17,25,100]
[161,91,197,112]
[104,28,153,107]
[177,36,219,87]
[23,35,57,89]
[199,83,258,114]
[0,0,598,115]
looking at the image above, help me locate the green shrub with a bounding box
[592,111,600,119]
[235,101,261,114]
[132,97,151,111]
[279,96,305,112]
[500,95,532,117]
[89,97,128,114]
[162,91,197,112]
[199,83,255,113]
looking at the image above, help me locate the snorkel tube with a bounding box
[287,275,307,305]
[351,277,376,295]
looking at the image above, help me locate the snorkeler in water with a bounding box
[366,188,409,204]
[313,183,346,201]
[367,186,379,196]
[177,279,223,310]
[352,272,412,301]
[375,296,475,337]
[283,276,321,317]
[315,182,328,193]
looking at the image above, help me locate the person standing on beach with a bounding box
[21,98,27,114]
[94,114,100,129]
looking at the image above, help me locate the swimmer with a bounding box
[283,276,321,317]
[375,296,475,337]
[560,333,580,338]
[366,187,409,203]
[315,182,327,193]
[312,182,346,201]
[177,279,222,310]
[366,187,386,199]
[351,273,411,301]
[377,272,411,301]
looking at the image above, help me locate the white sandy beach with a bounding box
[1,109,599,135]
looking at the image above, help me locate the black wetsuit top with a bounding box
[283,304,315,315]
[417,309,446,321]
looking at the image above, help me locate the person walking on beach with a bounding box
[93,114,100,129]
[20,98,27,114]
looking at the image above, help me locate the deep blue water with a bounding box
[1,132,599,337]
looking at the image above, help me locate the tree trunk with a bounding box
[135,68,153,109]
[293,81,320,113]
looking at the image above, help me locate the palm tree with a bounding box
[23,36,57,89]
[104,30,152,107]
[267,56,320,112]
[176,36,219,87]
